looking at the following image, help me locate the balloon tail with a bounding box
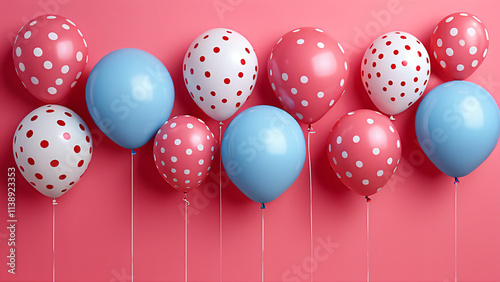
[260,203,266,209]
[52,198,57,282]
[183,192,190,206]
[454,179,458,282]
[454,177,460,184]
[131,151,134,282]
[261,208,265,282]
[389,115,395,121]
[184,192,189,282]
[366,197,370,282]
[219,121,223,281]
[307,123,315,282]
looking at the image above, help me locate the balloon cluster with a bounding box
[11,12,500,205]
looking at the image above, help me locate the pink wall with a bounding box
[1,0,499,281]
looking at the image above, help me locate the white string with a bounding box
[366,198,370,282]
[307,125,314,282]
[52,198,57,282]
[131,151,134,282]
[185,193,189,282]
[454,181,458,282]
[219,121,223,282]
[261,209,265,282]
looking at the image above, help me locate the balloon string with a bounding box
[131,150,134,282]
[219,121,223,282]
[307,124,315,282]
[366,196,370,282]
[184,192,189,282]
[261,208,265,282]
[52,198,57,282]
[454,179,458,282]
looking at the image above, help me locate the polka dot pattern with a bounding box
[268,27,349,124]
[13,105,93,199]
[153,115,217,192]
[327,110,401,197]
[361,31,430,116]
[430,12,489,79]
[12,15,88,103]
[183,28,258,121]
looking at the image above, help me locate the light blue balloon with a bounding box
[86,48,175,149]
[415,81,500,178]
[221,105,306,206]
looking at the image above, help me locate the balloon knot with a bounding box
[307,124,316,133]
[52,199,58,206]
[389,115,396,121]
[220,121,224,126]
[183,192,190,205]
[131,149,136,156]
[365,196,371,203]
[260,203,266,209]
[454,177,460,184]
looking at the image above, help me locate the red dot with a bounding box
[190,68,194,75]
[417,51,422,57]
[414,77,418,82]
[386,41,392,46]
[40,140,49,148]
[364,59,367,65]
[368,90,372,95]
[393,50,399,55]
[419,91,423,96]
[59,174,66,180]
[57,120,65,126]
[14,136,17,144]
[427,70,430,75]
[187,52,191,58]
[254,66,258,72]
[368,74,372,79]
[361,70,364,76]
[224,78,230,84]
[210,105,216,109]
[69,181,75,186]
[222,36,229,41]
[416,65,421,71]
[28,158,35,165]
[20,147,23,153]
[26,130,33,138]
[210,91,216,96]
[252,74,256,80]
[400,35,407,39]
[31,115,38,121]
[15,152,18,159]
[213,47,220,53]
[89,147,93,154]
[35,173,43,179]
[381,36,387,39]
[200,96,204,102]
[372,62,377,67]
[378,54,384,59]
[190,92,194,98]
[416,40,421,44]
[196,85,201,91]
[249,85,253,90]
[382,87,387,91]
[64,112,72,117]
[194,43,199,49]
[183,64,186,71]
[414,88,419,93]
[200,56,205,62]
[369,43,374,49]
[424,80,428,85]
[401,81,406,86]
[203,35,209,39]
[46,185,53,189]
[236,102,241,107]
[226,30,232,34]
[18,124,23,131]
[391,97,396,101]
[402,60,408,66]
[74,145,81,153]
[222,98,227,103]
[245,48,250,54]
[365,82,369,88]
[400,93,405,97]
[408,102,413,106]
[388,80,393,85]
[376,72,381,78]
[46,109,54,113]
[61,189,67,192]
[426,58,429,64]
[241,59,246,65]
[236,90,242,96]
[405,45,411,50]
[205,71,211,78]
[238,72,244,78]
[86,136,90,143]
[185,78,189,85]
[30,181,36,186]
[77,160,84,167]
[391,64,396,69]
[79,124,85,131]
[371,48,377,54]
[20,166,24,172]
[64,132,71,140]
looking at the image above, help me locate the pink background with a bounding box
[1,0,500,281]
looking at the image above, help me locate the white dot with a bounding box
[467,27,476,36]
[47,87,57,95]
[33,47,43,57]
[317,91,324,98]
[377,187,382,192]
[394,167,398,173]
[85,55,88,63]
[336,136,342,144]
[171,156,177,162]
[315,28,323,32]
[31,77,39,85]
[301,100,308,107]
[174,139,181,145]
[436,38,443,47]
[198,172,203,176]
[440,60,447,68]
[184,169,190,175]
[328,144,331,152]
[76,51,83,61]
[433,26,438,34]
[161,134,167,140]
[296,113,303,120]
[187,123,193,129]
[19,63,25,72]
[372,148,380,155]
[338,43,345,53]
[459,39,466,46]
[469,46,477,55]
[457,64,464,71]
[387,157,393,165]
[160,147,165,153]
[367,119,374,124]
[47,15,56,19]
[271,83,276,91]
[291,88,297,94]
[76,72,82,79]
[450,28,458,36]
[297,39,304,45]
[170,122,177,128]
[329,100,334,107]
[485,28,489,41]
[389,126,394,133]
[340,79,345,87]
[161,161,165,166]
[336,173,341,179]
[186,149,192,155]
[445,16,454,23]
[282,73,288,81]
[15,47,21,57]
[66,19,76,26]
[48,32,58,40]
[344,62,348,70]
[472,15,482,23]
[24,31,31,39]
[293,29,300,33]
[483,48,488,58]
[317,42,324,48]
[353,135,360,143]
[197,144,204,151]
[198,159,204,165]
[173,178,178,182]
[460,13,468,16]
[269,69,272,76]
[61,65,69,74]
[397,140,400,148]
[54,78,63,85]
[62,24,70,30]
[211,146,215,152]
[341,151,348,158]
[346,171,352,178]
[332,157,337,165]
[356,161,363,168]
[433,51,437,59]
[362,179,369,185]
[77,29,83,37]
[71,81,77,88]
[30,21,37,26]
[377,170,384,177]
[471,60,478,67]
[44,61,53,69]
[300,76,308,84]
[446,48,454,56]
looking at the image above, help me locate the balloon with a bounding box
[13,14,88,103]
[13,105,93,198]
[327,109,401,197]
[415,81,500,178]
[268,27,349,124]
[221,105,306,206]
[86,48,175,149]
[183,28,258,121]
[153,115,217,193]
[430,12,489,80]
[361,31,430,117]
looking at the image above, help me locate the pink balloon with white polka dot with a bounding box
[361,31,430,118]
[13,105,93,199]
[327,110,401,197]
[430,12,489,80]
[13,14,88,103]
[268,27,349,125]
[183,28,258,122]
[153,115,217,193]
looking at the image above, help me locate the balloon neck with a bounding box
[131,149,136,156]
[365,196,371,203]
[183,192,190,205]
[52,199,58,206]
[307,124,315,133]
[219,121,224,126]
[260,203,266,209]
[454,177,460,184]
[389,115,396,121]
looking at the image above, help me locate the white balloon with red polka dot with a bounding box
[183,28,258,122]
[327,109,401,197]
[153,115,217,193]
[13,105,93,199]
[12,14,88,103]
[430,12,489,80]
[361,31,430,117]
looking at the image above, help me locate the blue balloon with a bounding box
[415,81,500,178]
[221,105,306,205]
[86,48,175,149]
